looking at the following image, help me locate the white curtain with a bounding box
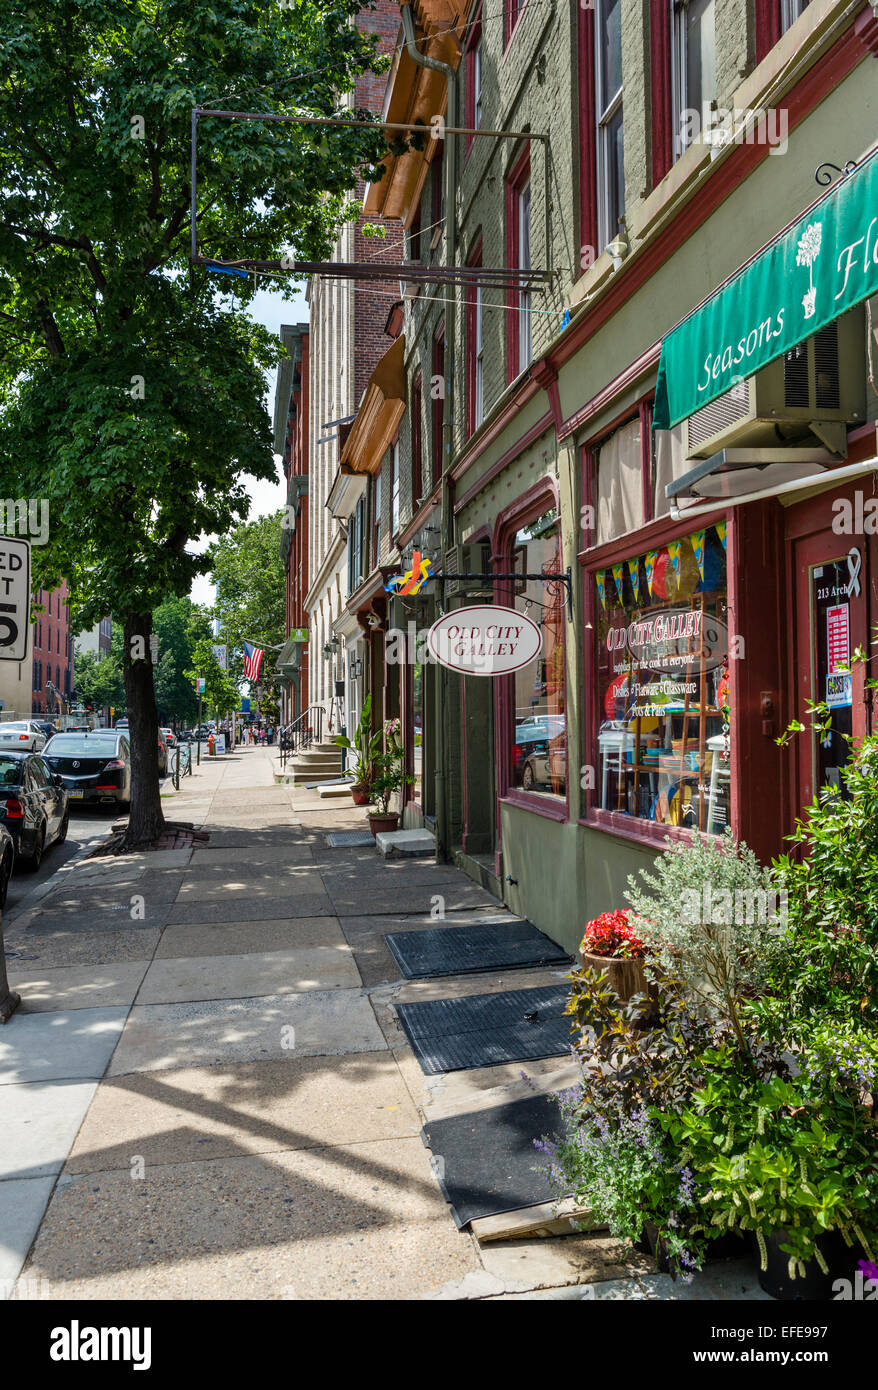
[595,417,643,545]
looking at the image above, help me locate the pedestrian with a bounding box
[259,726,266,745]
[267,726,274,746]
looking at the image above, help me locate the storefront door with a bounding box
[792,526,868,812]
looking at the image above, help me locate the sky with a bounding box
[189,279,310,610]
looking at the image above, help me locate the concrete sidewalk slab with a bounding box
[2,927,162,971]
[325,883,502,916]
[136,946,361,1004]
[165,894,334,925]
[43,873,185,909]
[24,902,175,935]
[154,916,345,959]
[0,1177,57,1294]
[24,1139,480,1299]
[107,990,387,1074]
[0,1007,129,1083]
[8,962,148,1013]
[174,869,327,902]
[88,848,193,870]
[65,1052,420,1172]
[189,845,314,868]
[193,829,304,850]
[0,1079,98,1179]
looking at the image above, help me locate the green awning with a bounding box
[653,147,878,431]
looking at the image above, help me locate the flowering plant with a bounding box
[581,909,644,959]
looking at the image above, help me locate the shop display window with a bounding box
[509,511,567,798]
[594,521,730,831]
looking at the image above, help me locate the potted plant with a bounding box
[579,909,650,1006]
[366,750,414,837]
[334,694,381,804]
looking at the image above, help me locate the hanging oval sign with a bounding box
[427,604,543,676]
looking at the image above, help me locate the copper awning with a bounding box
[340,336,406,476]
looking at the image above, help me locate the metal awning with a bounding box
[327,465,369,519]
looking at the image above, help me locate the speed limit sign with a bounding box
[0,537,30,662]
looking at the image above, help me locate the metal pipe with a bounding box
[193,108,545,142]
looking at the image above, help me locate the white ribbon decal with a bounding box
[846,547,862,598]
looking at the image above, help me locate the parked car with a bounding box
[0,750,69,870]
[521,731,567,793]
[0,823,14,907]
[0,720,48,752]
[160,727,177,748]
[42,731,131,808]
[34,720,60,742]
[156,729,169,776]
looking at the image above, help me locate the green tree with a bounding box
[153,596,212,725]
[210,509,285,680]
[73,648,126,716]
[0,1,387,846]
[186,637,240,722]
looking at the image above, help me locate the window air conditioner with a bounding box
[682,309,865,460]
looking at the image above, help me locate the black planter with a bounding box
[757,1229,861,1301]
[645,1222,747,1274]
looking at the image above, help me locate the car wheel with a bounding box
[0,851,11,908]
[25,823,45,872]
[522,763,535,791]
[56,811,69,844]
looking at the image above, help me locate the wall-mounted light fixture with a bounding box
[607,216,629,273]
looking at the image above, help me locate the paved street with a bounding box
[0,747,764,1301]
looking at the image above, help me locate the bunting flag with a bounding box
[644,550,660,597]
[692,528,724,592]
[714,519,727,550]
[635,556,651,605]
[611,560,629,606]
[595,570,609,610]
[668,536,701,598]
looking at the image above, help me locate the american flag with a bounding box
[243,641,264,682]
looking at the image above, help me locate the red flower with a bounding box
[581,909,644,959]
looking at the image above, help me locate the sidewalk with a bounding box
[0,746,765,1300]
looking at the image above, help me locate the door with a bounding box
[792,530,868,812]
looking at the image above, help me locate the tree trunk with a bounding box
[121,612,165,850]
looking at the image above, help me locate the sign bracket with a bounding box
[433,567,573,620]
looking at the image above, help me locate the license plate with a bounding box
[67,789,84,799]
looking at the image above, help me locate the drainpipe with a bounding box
[400,1,457,864]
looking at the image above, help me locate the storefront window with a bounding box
[411,657,424,803]
[510,511,566,798]
[594,522,730,831]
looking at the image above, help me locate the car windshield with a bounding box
[45,736,120,756]
[1,723,28,732]
[0,757,24,786]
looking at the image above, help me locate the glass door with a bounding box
[793,531,867,810]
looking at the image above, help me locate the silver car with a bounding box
[0,720,47,752]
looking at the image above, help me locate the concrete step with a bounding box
[375,828,437,859]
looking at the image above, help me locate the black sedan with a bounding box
[0,751,69,871]
[42,731,131,809]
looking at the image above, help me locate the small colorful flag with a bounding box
[595,571,608,610]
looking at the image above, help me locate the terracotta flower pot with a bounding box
[578,949,649,1002]
[367,812,399,838]
[351,785,371,806]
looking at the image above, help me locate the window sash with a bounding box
[518,182,532,372]
[595,0,624,250]
[672,0,717,159]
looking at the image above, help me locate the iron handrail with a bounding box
[279,705,324,769]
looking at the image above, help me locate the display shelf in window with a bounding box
[594,522,730,833]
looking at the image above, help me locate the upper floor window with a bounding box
[431,143,445,243]
[467,241,485,431]
[432,324,446,484]
[390,438,400,538]
[672,0,717,158]
[781,0,809,29]
[596,0,624,250]
[373,470,382,567]
[507,158,533,379]
[411,372,423,506]
[465,13,483,154]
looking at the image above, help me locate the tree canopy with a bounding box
[0,0,388,840]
